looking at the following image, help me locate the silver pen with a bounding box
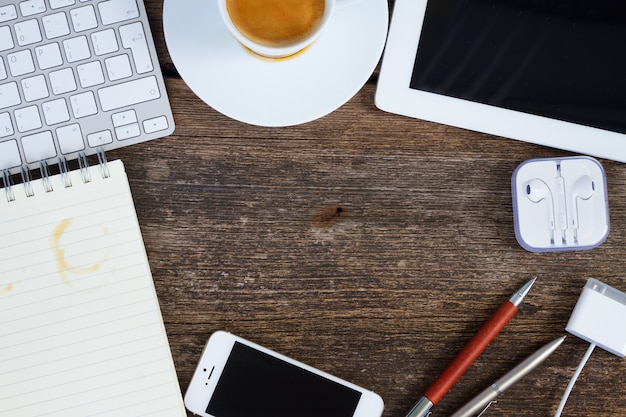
[450,335,566,417]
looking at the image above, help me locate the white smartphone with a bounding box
[184,331,384,417]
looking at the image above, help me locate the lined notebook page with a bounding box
[0,160,185,417]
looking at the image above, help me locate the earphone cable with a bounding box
[553,342,596,417]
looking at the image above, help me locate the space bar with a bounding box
[98,76,160,112]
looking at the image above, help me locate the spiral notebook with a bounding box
[0,158,186,416]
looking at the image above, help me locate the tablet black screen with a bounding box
[410,1,626,134]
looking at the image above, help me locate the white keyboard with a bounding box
[0,0,174,171]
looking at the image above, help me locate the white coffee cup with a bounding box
[217,0,336,59]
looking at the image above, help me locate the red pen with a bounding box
[405,277,537,417]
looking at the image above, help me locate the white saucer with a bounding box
[163,0,388,127]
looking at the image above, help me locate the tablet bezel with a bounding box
[375,0,626,162]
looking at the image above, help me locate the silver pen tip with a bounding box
[509,277,537,307]
[554,335,567,346]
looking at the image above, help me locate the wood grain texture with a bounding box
[112,2,626,416]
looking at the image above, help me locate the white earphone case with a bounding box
[512,156,609,252]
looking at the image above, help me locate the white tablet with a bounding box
[375,1,626,162]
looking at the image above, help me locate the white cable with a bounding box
[553,343,596,417]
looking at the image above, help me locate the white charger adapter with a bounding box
[566,278,626,357]
[553,278,626,417]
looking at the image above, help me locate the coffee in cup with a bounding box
[218,0,335,59]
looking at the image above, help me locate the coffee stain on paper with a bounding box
[0,282,13,295]
[50,218,110,290]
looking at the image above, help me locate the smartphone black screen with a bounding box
[205,342,362,417]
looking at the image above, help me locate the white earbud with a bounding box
[525,178,555,244]
[570,175,595,243]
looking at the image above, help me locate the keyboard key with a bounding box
[0,139,22,169]
[21,74,49,102]
[43,12,70,39]
[70,91,97,118]
[22,131,56,163]
[104,54,132,81]
[98,0,139,25]
[115,122,140,140]
[71,5,98,32]
[50,0,76,9]
[0,82,21,109]
[0,5,18,23]
[92,29,118,56]
[20,0,46,17]
[87,130,113,147]
[63,35,90,62]
[112,109,136,126]
[0,112,14,137]
[0,26,14,51]
[143,116,169,134]
[57,123,85,153]
[77,61,104,87]
[35,42,63,69]
[15,19,42,46]
[0,57,6,80]
[120,22,153,74]
[15,105,42,132]
[7,50,35,76]
[49,67,77,94]
[42,98,70,125]
[98,75,160,111]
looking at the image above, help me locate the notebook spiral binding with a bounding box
[1,148,110,203]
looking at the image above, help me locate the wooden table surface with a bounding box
[109,2,626,416]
